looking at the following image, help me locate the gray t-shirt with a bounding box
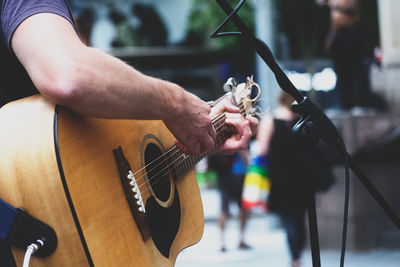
[0,0,76,107]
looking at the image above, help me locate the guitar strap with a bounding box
[0,199,20,266]
[0,200,17,241]
[0,199,57,258]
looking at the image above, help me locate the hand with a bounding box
[163,92,216,156]
[211,97,258,154]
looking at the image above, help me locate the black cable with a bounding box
[338,134,350,267]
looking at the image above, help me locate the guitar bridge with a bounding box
[127,170,146,213]
[113,146,150,241]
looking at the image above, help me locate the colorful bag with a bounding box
[241,155,270,211]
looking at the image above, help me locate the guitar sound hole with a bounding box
[144,143,171,202]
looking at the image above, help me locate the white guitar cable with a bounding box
[23,239,44,267]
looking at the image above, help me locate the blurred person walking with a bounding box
[257,91,334,267]
[321,0,374,110]
[209,151,251,252]
[257,92,308,267]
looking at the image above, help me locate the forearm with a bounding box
[54,46,186,120]
[12,13,186,121]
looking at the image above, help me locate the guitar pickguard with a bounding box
[146,186,180,258]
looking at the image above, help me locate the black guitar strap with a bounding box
[0,199,57,258]
[0,200,17,267]
[0,200,18,241]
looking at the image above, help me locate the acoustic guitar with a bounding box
[0,77,260,266]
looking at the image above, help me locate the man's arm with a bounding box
[12,13,195,120]
[11,13,217,155]
[11,13,257,155]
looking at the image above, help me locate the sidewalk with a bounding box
[175,188,400,267]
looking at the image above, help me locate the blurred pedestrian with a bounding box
[322,0,374,110]
[209,151,251,252]
[257,92,308,267]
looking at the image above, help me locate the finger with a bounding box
[224,118,251,145]
[246,115,259,134]
[210,98,239,117]
[174,140,190,154]
[189,141,201,156]
[224,137,247,151]
[181,138,202,156]
[225,112,243,120]
[225,114,248,135]
[226,113,255,135]
[227,124,251,147]
[199,133,215,154]
[222,101,240,113]
[208,124,217,141]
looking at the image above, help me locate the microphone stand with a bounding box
[212,1,400,266]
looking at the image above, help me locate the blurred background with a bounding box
[69,0,400,266]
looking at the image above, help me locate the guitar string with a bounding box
[134,116,228,193]
[128,112,226,183]
[131,123,228,201]
[134,103,245,194]
[139,121,229,192]
[128,113,225,192]
[138,122,231,199]
[123,117,227,203]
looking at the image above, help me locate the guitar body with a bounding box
[0,95,204,266]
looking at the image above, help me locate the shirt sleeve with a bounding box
[0,0,76,50]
